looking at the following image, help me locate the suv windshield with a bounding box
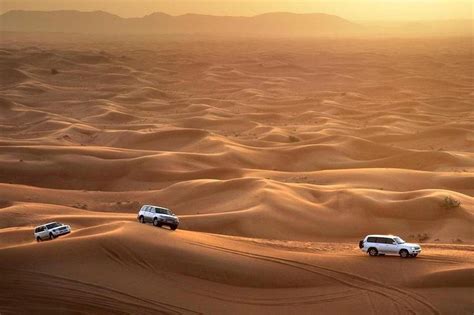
[394,237,405,244]
[156,208,172,215]
[46,222,61,229]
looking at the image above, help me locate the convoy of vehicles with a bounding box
[34,205,180,242]
[34,208,420,261]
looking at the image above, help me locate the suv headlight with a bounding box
[411,247,416,250]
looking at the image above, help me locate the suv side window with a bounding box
[375,238,387,244]
[155,208,164,214]
[381,238,393,244]
[367,237,376,243]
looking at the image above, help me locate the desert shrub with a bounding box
[73,203,88,210]
[443,196,461,209]
[417,233,429,242]
[288,135,300,143]
[51,68,59,75]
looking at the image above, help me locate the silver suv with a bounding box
[359,234,421,258]
[137,205,179,230]
[34,222,71,241]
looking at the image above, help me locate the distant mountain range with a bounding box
[0,10,472,37]
[0,10,362,36]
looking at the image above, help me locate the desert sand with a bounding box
[0,32,473,314]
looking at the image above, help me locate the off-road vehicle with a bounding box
[359,234,421,258]
[34,222,71,241]
[137,205,179,230]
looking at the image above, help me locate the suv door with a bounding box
[384,238,399,254]
[376,237,389,253]
[38,226,48,239]
[366,237,376,250]
[155,208,166,217]
[144,207,153,222]
[154,207,164,221]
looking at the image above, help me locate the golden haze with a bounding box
[1,0,472,20]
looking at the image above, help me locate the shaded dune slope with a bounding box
[0,36,473,314]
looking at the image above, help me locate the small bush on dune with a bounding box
[288,135,300,143]
[417,233,429,242]
[443,196,461,209]
[51,68,59,75]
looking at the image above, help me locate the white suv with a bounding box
[137,205,179,230]
[359,234,421,258]
[34,222,71,241]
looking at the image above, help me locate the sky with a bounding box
[1,0,472,21]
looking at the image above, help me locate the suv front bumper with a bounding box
[409,248,421,254]
[159,218,179,225]
[52,228,71,237]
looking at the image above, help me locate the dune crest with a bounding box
[0,33,472,314]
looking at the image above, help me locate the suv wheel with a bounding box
[170,225,177,231]
[153,218,162,227]
[49,233,55,240]
[399,249,409,258]
[139,216,145,224]
[36,236,42,242]
[368,248,378,256]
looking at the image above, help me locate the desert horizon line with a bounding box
[1,9,473,23]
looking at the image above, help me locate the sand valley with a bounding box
[0,31,473,314]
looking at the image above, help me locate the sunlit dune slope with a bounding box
[0,34,472,314]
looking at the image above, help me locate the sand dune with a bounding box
[0,33,472,313]
[409,267,474,288]
[1,218,472,314]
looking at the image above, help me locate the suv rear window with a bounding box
[367,237,377,242]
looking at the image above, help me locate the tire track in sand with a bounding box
[188,241,440,315]
[0,268,201,315]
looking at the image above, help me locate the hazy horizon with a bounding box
[1,1,473,314]
[1,0,472,21]
[2,9,474,23]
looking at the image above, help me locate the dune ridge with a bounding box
[0,34,472,314]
